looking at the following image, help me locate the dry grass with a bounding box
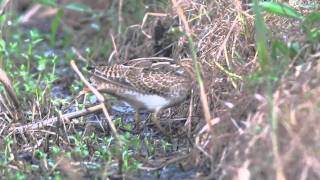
[0,0,319,179]
[169,1,320,179]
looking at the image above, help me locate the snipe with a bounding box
[88,59,194,133]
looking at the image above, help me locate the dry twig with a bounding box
[9,104,103,133]
[171,0,212,132]
[70,60,118,137]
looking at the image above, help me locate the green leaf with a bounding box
[302,12,320,42]
[253,0,270,73]
[64,2,92,13]
[33,0,57,7]
[36,55,48,71]
[0,14,6,24]
[271,40,290,60]
[0,39,6,52]
[50,9,64,46]
[304,12,320,23]
[259,2,302,19]
[34,150,46,159]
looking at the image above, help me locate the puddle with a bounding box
[111,101,135,113]
[51,85,71,99]
[133,166,197,180]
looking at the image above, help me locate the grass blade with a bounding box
[259,2,302,19]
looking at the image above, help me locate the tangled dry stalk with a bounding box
[0,0,319,179]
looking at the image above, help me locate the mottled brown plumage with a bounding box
[88,60,193,112]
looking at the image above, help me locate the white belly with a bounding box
[131,93,170,111]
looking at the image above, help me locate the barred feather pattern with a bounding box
[88,61,193,111]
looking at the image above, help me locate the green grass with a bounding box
[251,1,320,178]
[0,1,174,178]
[247,1,320,89]
[3,0,319,179]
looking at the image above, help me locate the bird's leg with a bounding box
[151,111,168,135]
[134,110,141,132]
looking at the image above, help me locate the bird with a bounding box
[87,58,194,133]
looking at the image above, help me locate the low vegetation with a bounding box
[0,0,319,179]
